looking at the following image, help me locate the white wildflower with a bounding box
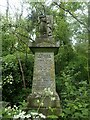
[39,113,46,119]
[31,112,38,116]
[25,114,31,118]
[13,115,20,119]
[44,88,47,91]
[33,116,35,118]
[51,97,55,101]
[14,105,16,108]
[5,108,7,111]
[13,105,18,110]
[19,111,26,116]
[37,100,40,103]
[8,113,11,115]
[19,109,22,113]
[41,102,44,106]
[14,112,17,114]
[13,111,26,119]
[44,88,54,95]
[21,111,26,115]
[36,116,39,118]
[12,108,15,111]
[50,91,53,95]
[8,106,11,109]
[47,88,50,91]
[10,82,12,84]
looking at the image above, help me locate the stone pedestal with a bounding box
[27,40,61,116]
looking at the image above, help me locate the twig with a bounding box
[53,2,89,32]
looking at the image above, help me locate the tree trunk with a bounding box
[6,0,9,20]
[87,2,90,120]
[88,2,90,84]
[19,1,24,20]
[17,54,26,88]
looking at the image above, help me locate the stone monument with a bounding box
[27,15,61,116]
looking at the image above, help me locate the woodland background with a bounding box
[1,0,90,119]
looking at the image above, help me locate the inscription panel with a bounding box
[32,52,56,93]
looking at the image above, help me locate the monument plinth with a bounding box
[27,15,61,116]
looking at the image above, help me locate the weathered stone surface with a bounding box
[30,47,59,55]
[27,15,61,117]
[27,48,61,116]
[29,15,60,48]
[29,40,60,48]
[39,15,53,38]
[32,52,56,93]
[27,93,60,108]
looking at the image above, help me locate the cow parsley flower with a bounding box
[39,113,46,119]
[31,112,38,116]
[51,97,55,101]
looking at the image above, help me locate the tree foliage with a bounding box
[1,1,89,119]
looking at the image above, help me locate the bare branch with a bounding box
[53,2,89,32]
[19,1,24,20]
[16,53,26,88]
[6,0,9,19]
[16,31,34,41]
[2,23,34,42]
[11,30,30,46]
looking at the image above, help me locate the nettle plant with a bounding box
[2,103,46,119]
[36,88,58,119]
[2,88,58,119]
[36,88,55,106]
[3,74,14,85]
[57,71,89,119]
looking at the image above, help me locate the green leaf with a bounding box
[47,115,58,119]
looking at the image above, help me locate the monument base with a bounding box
[28,40,61,117]
[26,107,61,117]
[27,92,61,117]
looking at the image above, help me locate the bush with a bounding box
[2,52,34,105]
[56,71,89,119]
